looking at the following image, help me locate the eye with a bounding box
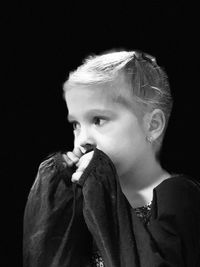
[69,117,106,130]
[70,121,79,130]
[93,116,106,126]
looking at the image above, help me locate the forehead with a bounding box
[64,71,146,121]
[65,83,134,112]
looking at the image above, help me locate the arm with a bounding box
[145,176,200,266]
[23,153,91,267]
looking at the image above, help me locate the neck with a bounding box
[118,153,170,208]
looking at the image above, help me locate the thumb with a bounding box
[72,147,84,158]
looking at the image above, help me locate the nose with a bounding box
[74,127,96,153]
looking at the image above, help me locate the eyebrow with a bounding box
[113,94,133,110]
[67,109,115,122]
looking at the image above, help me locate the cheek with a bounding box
[101,127,145,167]
[96,137,130,166]
[96,123,137,152]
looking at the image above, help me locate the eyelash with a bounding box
[70,117,106,130]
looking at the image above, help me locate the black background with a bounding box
[2,2,199,266]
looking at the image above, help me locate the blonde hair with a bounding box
[63,49,173,154]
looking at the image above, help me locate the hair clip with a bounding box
[134,51,158,68]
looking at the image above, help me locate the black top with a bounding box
[23,148,200,267]
[91,203,153,266]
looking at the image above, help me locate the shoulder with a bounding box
[30,151,70,192]
[149,176,200,266]
[153,175,200,216]
[39,151,67,171]
[156,174,200,195]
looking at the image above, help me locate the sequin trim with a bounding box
[91,251,105,267]
[133,201,152,224]
[91,239,105,267]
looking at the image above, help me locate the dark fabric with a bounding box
[23,148,200,267]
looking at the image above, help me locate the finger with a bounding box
[67,151,80,164]
[73,147,84,158]
[76,164,86,172]
[75,150,94,170]
[62,154,74,167]
[71,171,83,182]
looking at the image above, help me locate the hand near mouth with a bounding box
[63,147,94,182]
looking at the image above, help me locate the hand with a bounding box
[62,147,83,167]
[71,150,94,182]
[63,147,94,182]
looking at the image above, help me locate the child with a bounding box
[23,50,200,267]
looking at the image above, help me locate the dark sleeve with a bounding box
[146,176,200,267]
[23,153,92,267]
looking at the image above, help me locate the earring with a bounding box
[146,136,153,143]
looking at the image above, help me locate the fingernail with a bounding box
[80,147,87,154]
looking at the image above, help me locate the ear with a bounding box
[144,109,166,142]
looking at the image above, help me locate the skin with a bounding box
[64,78,170,207]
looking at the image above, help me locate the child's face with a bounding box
[64,83,149,178]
